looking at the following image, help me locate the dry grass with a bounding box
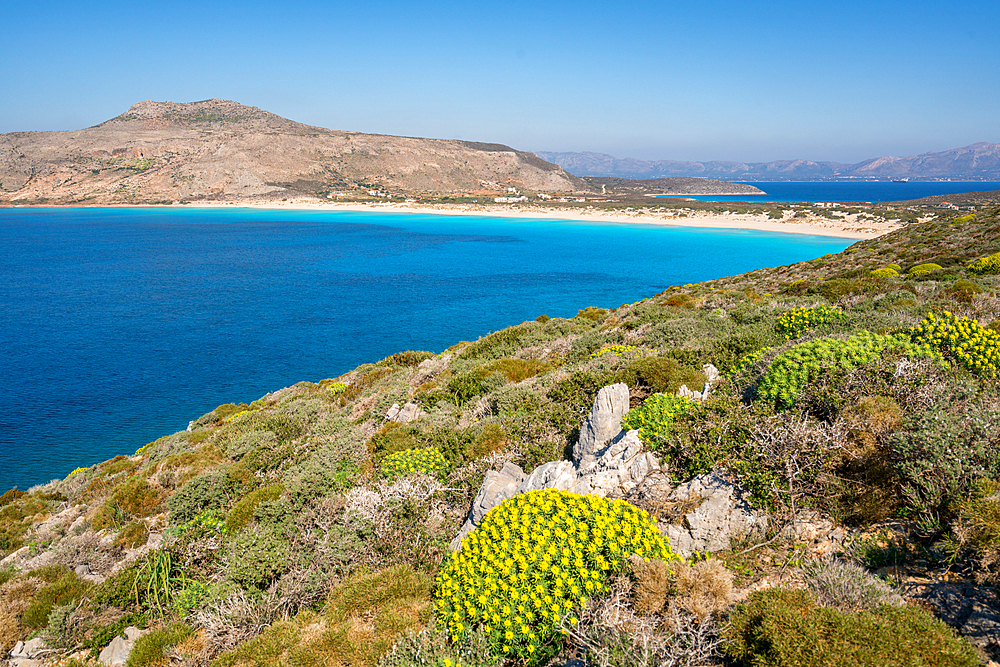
[671,559,734,621]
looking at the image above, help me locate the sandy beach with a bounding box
[181,199,899,240]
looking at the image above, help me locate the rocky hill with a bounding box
[2,206,1000,667]
[538,142,1000,181]
[0,99,588,204]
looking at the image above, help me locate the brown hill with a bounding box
[0,99,587,204]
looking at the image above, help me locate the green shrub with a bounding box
[907,262,943,276]
[757,332,939,410]
[775,305,843,340]
[20,567,92,630]
[226,525,294,590]
[576,306,608,322]
[378,628,497,667]
[801,559,902,612]
[436,489,679,666]
[890,382,1000,514]
[622,393,694,453]
[946,279,985,303]
[967,251,1000,275]
[126,622,193,667]
[447,370,506,406]
[614,357,705,395]
[225,483,285,534]
[461,327,530,360]
[724,588,979,667]
[380,447,448,481]
[910,310,1000,378]
[815,278,873,302]
[378,350,436,367]
[941,478,1000,584]
[167,469,232,524]
[477,358,550,383]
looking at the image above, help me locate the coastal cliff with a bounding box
[2,208,999,667]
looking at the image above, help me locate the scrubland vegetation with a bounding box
[2,207,1000,666]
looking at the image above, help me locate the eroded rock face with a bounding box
[657,469,768,559]
[573,383,630,469]
[386,402,421,423]
[449,384,659,551]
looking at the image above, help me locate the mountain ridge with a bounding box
[537,142,1000,181]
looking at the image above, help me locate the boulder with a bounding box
[573,383,630,469]
[449,462,526,551]
[385,402,421,423]
[658,468,768,558]
[98,626,148,667]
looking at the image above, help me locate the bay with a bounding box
[0,207,851,491]
[667,181,1000,203]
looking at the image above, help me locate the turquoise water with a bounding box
[0,207,852,491]
[662,181,1000,203]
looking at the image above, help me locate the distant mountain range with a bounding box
[535,143,1000,181]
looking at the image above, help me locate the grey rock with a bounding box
[386,402,422,423]
[912,583,1000,659]
[573,383,630,468]
[98,626,148,667]
[659,468,767,558]
[516,460,579,495]
[449,462,526,551]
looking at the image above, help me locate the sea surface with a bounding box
[666,181,1000,203]
[1,207,853,491]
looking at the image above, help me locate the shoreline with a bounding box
[2,199,900,239]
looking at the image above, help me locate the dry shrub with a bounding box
[194,589,282,658]
[632,557,672,615]
[841,396,902,458]
[565,573,723,667]
[0,577,44,649]
[671,559,733,621]
[802,559,903,612]
[466,423,508,460]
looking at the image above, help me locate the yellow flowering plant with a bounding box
[967,251,1000,275]
[435,489,679,666]
[380,446,449,481]
[910,311,1000,379]
[589,344,638,359]
[775,305,843,340]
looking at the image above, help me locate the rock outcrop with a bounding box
[449,383,657,550]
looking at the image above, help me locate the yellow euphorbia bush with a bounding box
[911,311,1000,379]
[435,489,678,666]
[967,251,1000,275]
[380,446,448,481]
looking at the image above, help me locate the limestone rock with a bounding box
[658,468,767,558]
[449,462,527,551]
[98,626,149,667]
[386,402,421,423]
[573,383,630,468]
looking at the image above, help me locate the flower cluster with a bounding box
[590,344,637,359]
[435,489,677,665]
[328,381,349,395]
[758,331,940,409]
[910,311,1000,378]
[172,579,211,614]
[731,347,773,377]
[870,267,900,279]
[622,393,694,450]
[967,251,1000,275]
[775,305,842,340]
[170,509,227,538]
[908,262,943,276]
[219,410,252,424]
[379,446,448,481]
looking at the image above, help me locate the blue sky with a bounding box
[2,0,997,163]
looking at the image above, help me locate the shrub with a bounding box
[466,424,508,460]
[379,350,436,367]
[910,310,1000,378]
[907,262,943,276]
[775,305,843,340]
[477,358,550,383]
[116,520,151,549]
[731,347,773,377]
[889,382,1000,514]
[20,567,92,631]
[757,332,939,410]
[942,478,1000,584]
[631,557,672,615]
[225,483,285,534]
[672,559,734,621]
[614,357,705,395]
[435,489,679,666]
[378,627,497,667]
[576,306,608,322]
[461,327,530,360]
[621,393,695,452]
[967,251,1000,275]
[380,447,449,481]
[127,622,194,667]
[802,559,903,612]
[167,469,233,524]
[870,267,899,279]
[724,588,979,667]
[590,344,637,359]
[226,525,294,590]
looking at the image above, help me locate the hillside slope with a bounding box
[2,208,999,667]
[0,99,586,204]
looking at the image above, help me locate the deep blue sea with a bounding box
[665,181,1000,203]
[0,207,854,491]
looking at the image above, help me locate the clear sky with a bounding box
[2,0,997,163]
